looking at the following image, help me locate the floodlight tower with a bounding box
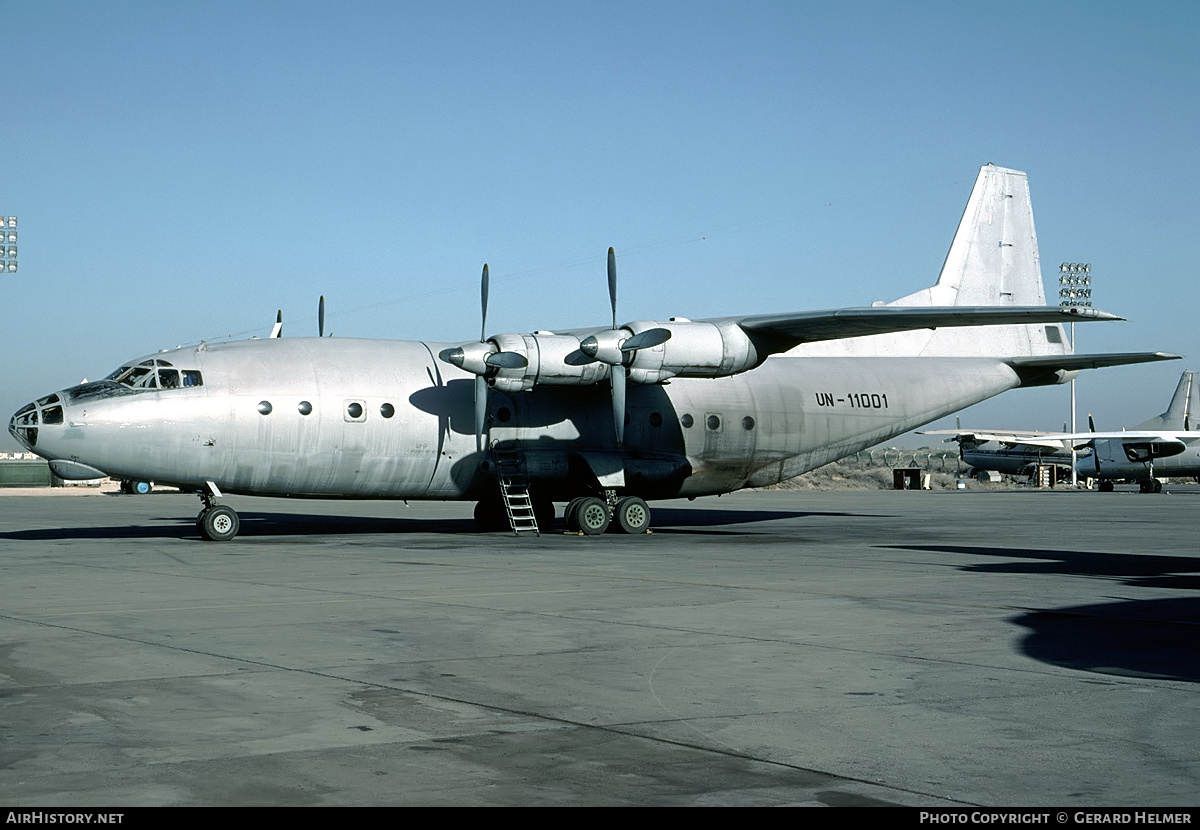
[0,217,16,274]
[1058,262,1093,486]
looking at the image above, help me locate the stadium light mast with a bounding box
[0,216,16,275]
[1058,262,1092,487]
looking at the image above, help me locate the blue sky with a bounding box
[3,1,1198,451]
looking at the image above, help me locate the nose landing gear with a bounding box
[197,481,240,541]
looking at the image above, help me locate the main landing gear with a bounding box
[473,492,653,535]
[563,495,651,535]
[196,481,240,541]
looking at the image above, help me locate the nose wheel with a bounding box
[197,481,240,541]
[198,505,240,541]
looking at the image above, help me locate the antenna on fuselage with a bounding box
[269,309,283,339]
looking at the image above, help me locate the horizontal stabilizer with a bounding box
[1008,352,1182,372]
[734,305,1120,354]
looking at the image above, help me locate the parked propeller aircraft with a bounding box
[924,426,1077,480]
[9,165,1180,539]
[924,371,1200,492]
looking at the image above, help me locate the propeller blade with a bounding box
[480,264,490,342]
[620,327,672,352]
[475,374,488,453]
[319,295,325,337]
[1088,415,1101,476]
[485,351,528,369]
[564,349,596,367]
[607,247,617,329]
[270,310,283,339]
[611,365,626,448]
[476,264,492,452]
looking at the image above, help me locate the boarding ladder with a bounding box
[492,445,540,536]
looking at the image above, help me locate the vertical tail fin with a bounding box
[1135,371,1198,430]
[794,164,1071,359]
[893,164,1046,307]
[887,164,1068,357]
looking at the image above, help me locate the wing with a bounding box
[917,429,1074,449]
[730,305,1120,351]
[1048,430,1200,441]
[998,430,1198,457]
[917,429,1075,450]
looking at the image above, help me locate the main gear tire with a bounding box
[575,497,610,536]
[613,497,651,534]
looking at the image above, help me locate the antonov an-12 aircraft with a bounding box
[9,164,1179,540]
[924,371,1200,492]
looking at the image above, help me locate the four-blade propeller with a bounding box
[572,248,671,447]
[436,264,528,451]
[435,250,671,451]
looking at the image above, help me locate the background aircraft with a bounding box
[919,425,1077,480]
[9,165,1177,539]
[924,370,1199,492]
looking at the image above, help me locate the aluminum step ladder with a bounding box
[493,446,540,536]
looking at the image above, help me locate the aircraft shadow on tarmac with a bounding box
[1013,598,1200,683]
[881,544,1200,683]
[0,513,477,541]
[0,507,868,542]
[638,507,877,532]
[878,544,1200,590]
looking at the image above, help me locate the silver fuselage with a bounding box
[12,337,1024,501]
[961,444,1076,476]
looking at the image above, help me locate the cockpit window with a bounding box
[105,360,202,391]
[108,366,155,387]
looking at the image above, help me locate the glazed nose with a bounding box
[9,393,65,452]
[9,401,38,450]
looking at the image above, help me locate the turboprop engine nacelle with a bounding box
[488,332,610,392]
[481,319,765,391]
[623,318,763,384]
